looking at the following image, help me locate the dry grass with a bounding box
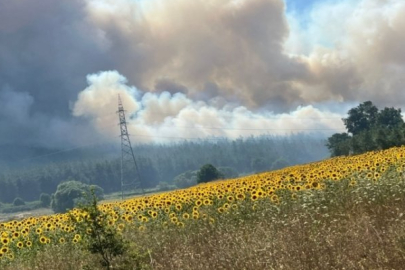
[4,175,405,270]
[132,182,405,270]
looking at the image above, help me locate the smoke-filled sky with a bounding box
[1,0,404,147]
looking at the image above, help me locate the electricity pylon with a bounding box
[117,94,143,199]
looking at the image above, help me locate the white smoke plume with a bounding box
[73,71,345,143]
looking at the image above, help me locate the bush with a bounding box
[197,164,224,184]
[173,171,198,188]
[40,193,51,207]
[13,197,25,206]
[0,201,42,214]
[156,181,175,191]
[70,190,128,269]
[51,181,104,213]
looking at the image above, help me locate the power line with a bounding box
[135,126,345,131]
[117,95,144,199]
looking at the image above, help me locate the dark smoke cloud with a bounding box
[0,0,112,146]
[1,0,404,147]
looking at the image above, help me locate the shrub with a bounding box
[51,181,104,213]
[156,181,175,191]
[174,171,198,188]
[13,197,25,206]
[39,193,51,207]
[70,190,127,269]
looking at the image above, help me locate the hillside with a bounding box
[1,146,405,269]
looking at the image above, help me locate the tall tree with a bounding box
[343,101,378,135]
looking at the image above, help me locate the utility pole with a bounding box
[117,94,143,199]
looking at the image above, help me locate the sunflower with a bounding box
[176,222,185,228]
[1,237,9,245]
[117,223,125,231]
[7,252,14,260]
[16,241,24,248]
[39,236,47,244]
[175,204,182,211]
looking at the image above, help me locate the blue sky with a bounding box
[285,0,325,12]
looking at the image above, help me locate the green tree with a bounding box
[328,101,405,156]
[70,190,127,270]
[51,181,104,213]
[326,133,352,156]
[343,101,378,135]
[197,164,224,184]
[377,107,404,129]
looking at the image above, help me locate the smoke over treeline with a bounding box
[1,0,405,148]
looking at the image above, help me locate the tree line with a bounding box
[0,134,328,203]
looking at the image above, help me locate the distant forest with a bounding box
[0,134,329,203]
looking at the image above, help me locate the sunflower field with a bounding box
[2,146,405,268]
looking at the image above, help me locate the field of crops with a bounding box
[1,146,405,265]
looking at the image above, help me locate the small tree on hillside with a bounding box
[197,164,224,184]
[51,181,104,213]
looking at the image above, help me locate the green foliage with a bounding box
[51,181,104,213]
[156,181,176,191]
[70,190,128,269]
[343,101,378,135]
[328,101,405,156]
[39,193,51,207]
[13,197,25,206]
[173,170,198,188]
[326,133,352,157]
[0,200,42,214]
[197,164,224,184]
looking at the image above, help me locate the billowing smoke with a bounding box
[73,71,345,143]
[0,0,404,147]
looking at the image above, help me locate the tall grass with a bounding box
[4,170,405,269]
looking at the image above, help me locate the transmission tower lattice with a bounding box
[117,95,143,199]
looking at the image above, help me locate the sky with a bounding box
[0,0,404,147]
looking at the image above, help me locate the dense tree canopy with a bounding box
[0,135,328,204]
[327,101,405,156]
